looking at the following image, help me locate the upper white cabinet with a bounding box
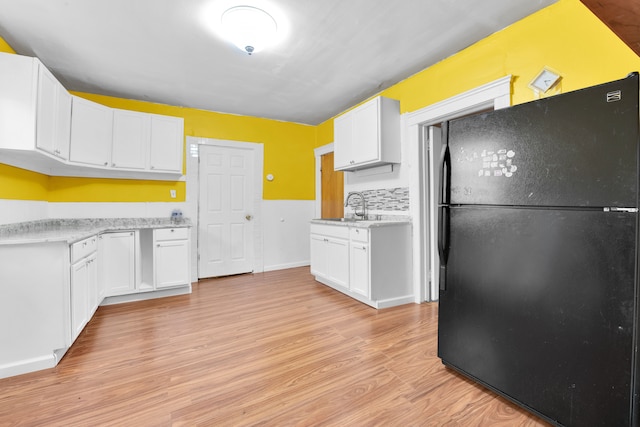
[0,52,71,163]
[150,115,184,173]
[112,109,149,170]
[0,52,184,180]
[70,96,114,167]
[36,65,71,160]
[111,110,184,174]
[334,96,401,171]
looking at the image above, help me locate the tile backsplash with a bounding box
[346,187,409,212]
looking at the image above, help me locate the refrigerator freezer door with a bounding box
[438,206,636,426]
[447,73,639,208]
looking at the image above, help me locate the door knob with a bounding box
[245,214,253,221]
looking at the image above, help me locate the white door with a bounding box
[198,144,255,278]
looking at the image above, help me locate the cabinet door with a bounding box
[155,239,189,288]
[350,242,370,297]
[36,64,70,160]
[310,234,328,277]
[99,232,136,297]
[55,88,72,160]
[112,109,149,169]
[35,65,58,156]
[0,53,37,151]
[71,259,89,342]
[70,96,113,167]
[327,238,349,287]
[87,253,99,317]
[333,114,353,170]
[351,100,379,165]
[149,115,183,173]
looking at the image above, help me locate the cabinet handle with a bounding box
[150,165,155,169]
[104,162,108,166]
[171,229,175,232]
[157,244,160,247]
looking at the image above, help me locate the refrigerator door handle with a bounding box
[440,124,451,205]
[438,205,450,291]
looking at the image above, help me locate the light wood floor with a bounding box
[0,267,549,426]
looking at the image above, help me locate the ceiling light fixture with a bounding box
[220,5,278,55]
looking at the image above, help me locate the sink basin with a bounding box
[321,217,361,222]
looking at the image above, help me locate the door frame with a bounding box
[314,143,334,218]
[186,137,264,278]
[407,75,513,303]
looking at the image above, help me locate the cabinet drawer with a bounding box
[71,235,98,263]
[310,224,350,240]
[350,227,369,243]
[155,227,189,241]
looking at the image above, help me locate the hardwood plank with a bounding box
[0,267,550,426]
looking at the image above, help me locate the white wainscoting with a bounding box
[262,199,315,272]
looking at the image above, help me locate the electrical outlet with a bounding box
[170,189,177,198]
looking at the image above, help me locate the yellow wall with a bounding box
[317,0,640,145]
[2,0,640,204]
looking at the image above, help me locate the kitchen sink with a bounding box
[319,215,382,222]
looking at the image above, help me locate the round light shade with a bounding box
[221,6,278,54]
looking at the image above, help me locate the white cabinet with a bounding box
[70,96,113,167]
[112,109,149,170]
[0,52,184,180]
[154,228,190,289]
[150,115,184,173]
[310,224,350,290]
[70,235,98,343]
[334,96,401,171]
[0,52,71,163]
[111,110,184,173]
[99,232,136,297]
[349,227,370,298]
[36,65,71,160]
[310,222,413,308]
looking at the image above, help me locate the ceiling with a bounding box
[0,0,559,125]
[580,0,640,57]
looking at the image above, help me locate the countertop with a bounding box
[0,218,191,245]
[311,216,411,228]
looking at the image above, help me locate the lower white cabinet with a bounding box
[310,222,413,308]
[154,228,190,289]
[99,231,136,297]
[349,243,369,298]
[70,235,98,342]
[0,224,192,380]
[310,225,350,288]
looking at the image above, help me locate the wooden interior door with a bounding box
[321,152,344,218]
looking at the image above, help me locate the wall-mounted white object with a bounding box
[266,173,274,181]
[529,67,562,93]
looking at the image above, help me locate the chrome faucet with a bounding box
[345,192,366,218]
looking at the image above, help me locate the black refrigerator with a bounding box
[437,72,640,426]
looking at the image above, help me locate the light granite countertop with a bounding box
[311,215,411,228]
[0,218,191,245]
